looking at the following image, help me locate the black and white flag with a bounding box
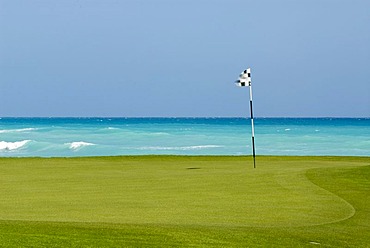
[235,68,251,87]
[234,67,256,168]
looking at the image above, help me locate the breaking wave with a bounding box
[0,128,38,133]
[67,141,96,150]
[107,127,119,130]
[0,140,31,151]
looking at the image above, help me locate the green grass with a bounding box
[0,156,369,247]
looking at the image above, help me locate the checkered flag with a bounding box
[234,67,256,168]
[235,68,251,87]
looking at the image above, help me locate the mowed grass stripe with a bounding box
[0,156,369,247]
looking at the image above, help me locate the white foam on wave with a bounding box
[137,145,224,151]
[67,141,95,150]
[0,140,31,151]
[147,132,170,136]
[0,128,38,133]
[107,127,119,130]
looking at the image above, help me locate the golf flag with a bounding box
[234,67,256,168]
[235,68,251,87]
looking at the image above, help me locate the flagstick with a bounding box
[235,67,256,168]
[248,82,256,168]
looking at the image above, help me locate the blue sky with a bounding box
[0,0,369,117]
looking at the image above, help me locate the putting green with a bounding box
[0,156,369,247]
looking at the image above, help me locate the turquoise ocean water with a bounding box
[0,118,369,157]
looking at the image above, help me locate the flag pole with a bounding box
[235,68,256,168]
[248,77,256,168]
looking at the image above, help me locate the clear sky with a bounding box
[0,0,369,117]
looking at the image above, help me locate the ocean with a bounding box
[0,118,369,157]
